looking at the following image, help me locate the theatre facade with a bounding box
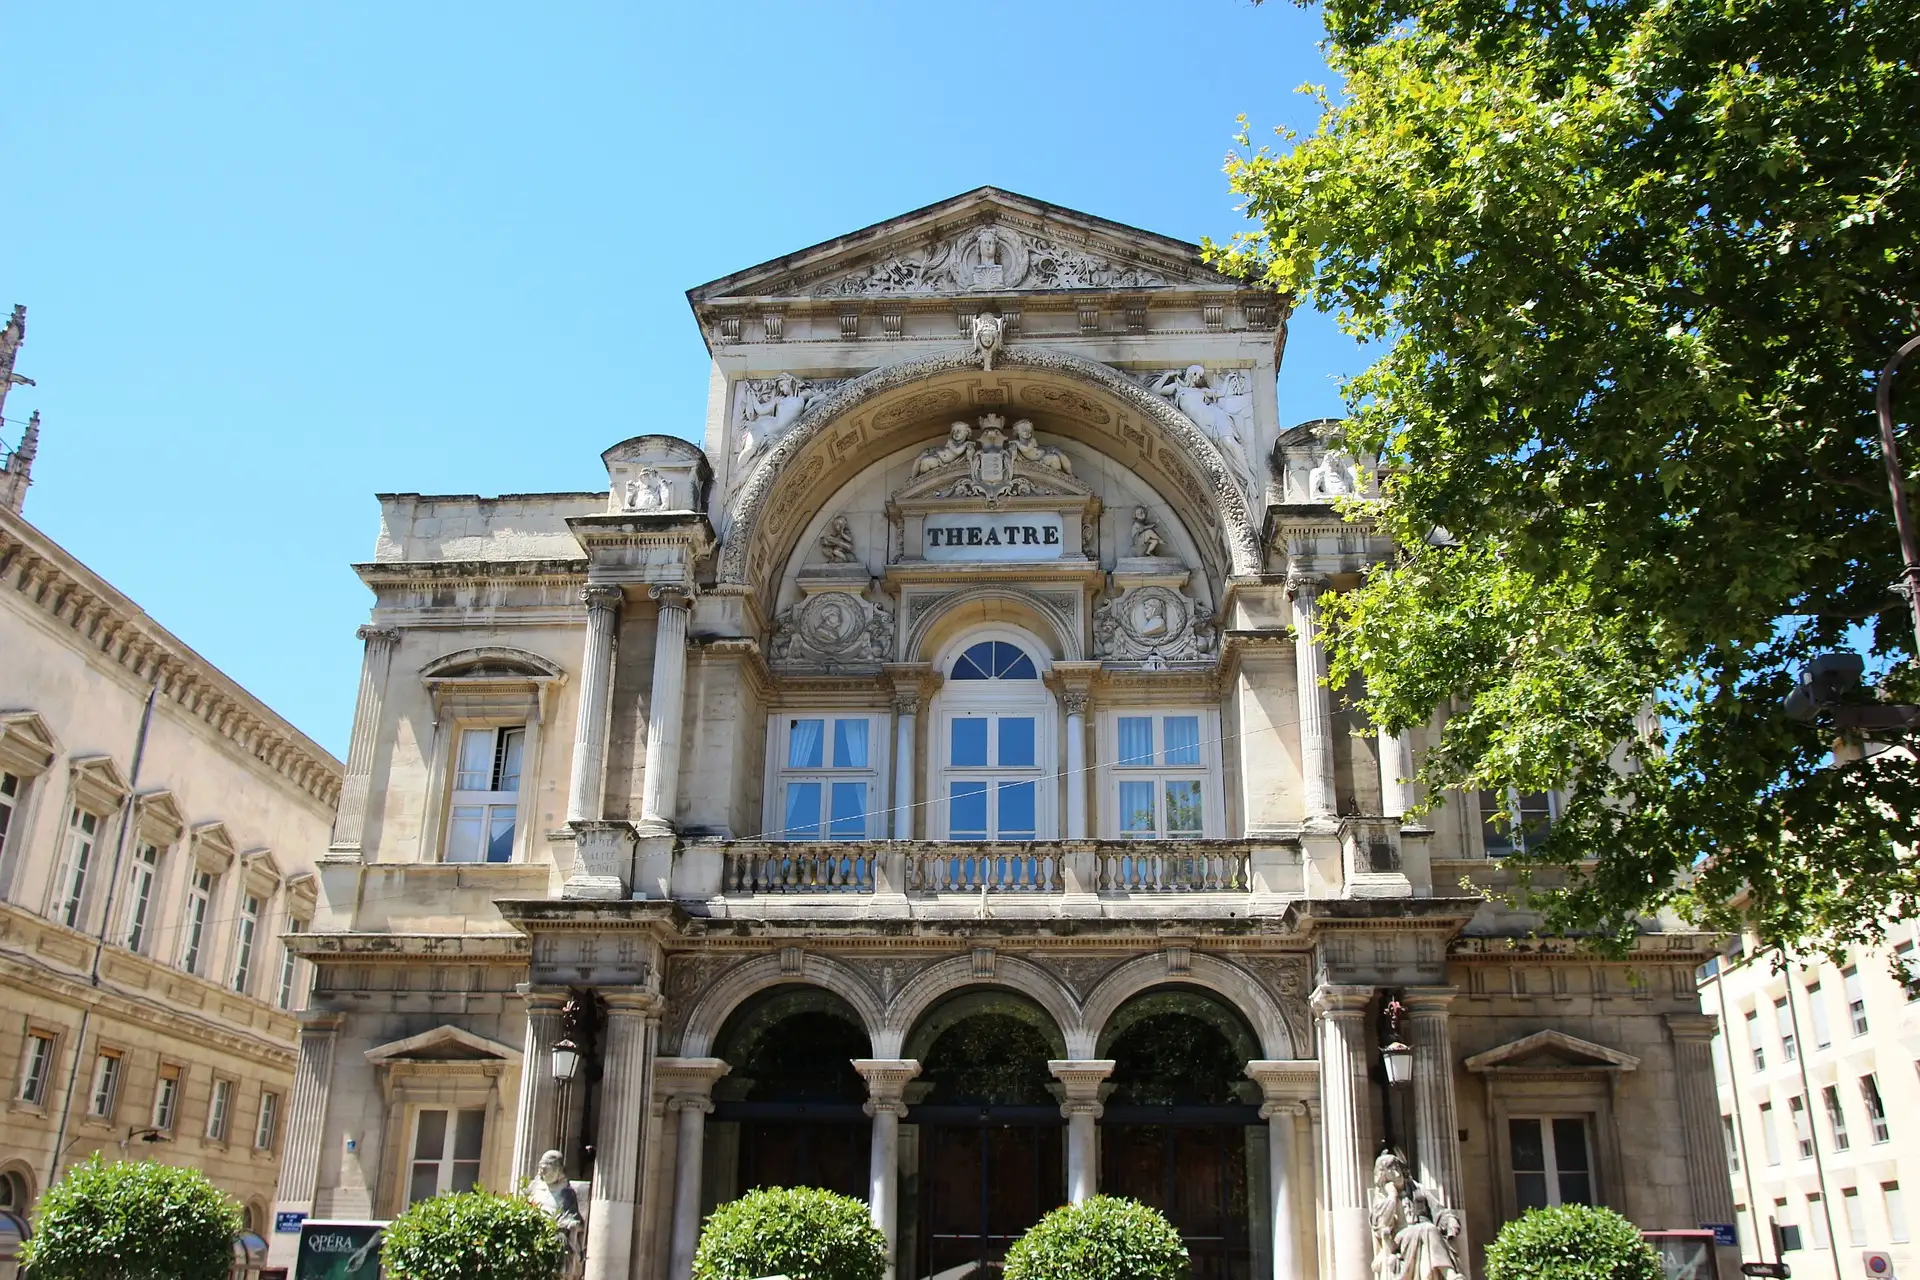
[278,189,1738,1280]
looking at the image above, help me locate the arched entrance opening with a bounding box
[711,986,873,1201]
[903,991,1067,1279]
[1098,988,1263,1280]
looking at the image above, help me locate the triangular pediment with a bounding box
[366,1024,522,1064]
[1464,1029,1640,1074]
[688,187,1242,304]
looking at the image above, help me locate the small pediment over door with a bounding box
[365,1025,522,1065]
[1464,1029,1641,1077]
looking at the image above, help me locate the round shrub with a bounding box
[381,1188,566,1280]
[1003,1196,1188,1280]
[1485,1204,1663,1280]
[692,1186,886,1280]
[20,1155,243,1280]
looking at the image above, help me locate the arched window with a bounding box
[935,636,1052,841]
[950,641,1037,681]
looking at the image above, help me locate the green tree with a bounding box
[380,1188,565,1280]
[1218,0,1920,959]
[20,1156,243,1280]
[1484,1204,1664,1280]
[1002,1196,1189,1280]
[691,1186,885,1280]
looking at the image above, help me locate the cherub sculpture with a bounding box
[1129,506,1164,558]
[1009,419,1072,474]
[819,515,856,564]
[912,421,976,476]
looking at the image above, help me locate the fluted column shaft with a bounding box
[892,694,917,840]
[655,1058,731,1280]
[1290,576,1336,820]
[583,993,659,1280]
[639,586,692,830]
[1063,693,1089,840]
[854,1059,922,1280]
[1314,985,1374,1280]
[331,627,398,851]
[1378,727,1412,818]
[1667,1014,1736,1226]
[1405,989,1467,1264]
[1049,1059,1115,1203]
[273,1015,340,1212]
[511,989,567,1188]
[567,586,623,823]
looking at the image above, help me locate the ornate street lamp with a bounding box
[550,1037,581,1084]
[1381,992,1413,1088]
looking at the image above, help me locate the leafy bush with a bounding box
[1485,1204,1663,1280]
[381,1188,565,1280]
[20,1155,242,1280]
[1003,1196,1188,1280]
[692,1186,886,1280]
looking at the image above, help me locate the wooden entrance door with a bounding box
[1101,1123,1251,1280]
[919,1122,1064,1278]
[737,1117,871,1201]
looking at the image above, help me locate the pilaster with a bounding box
[330,627,399,854]
[1312,983,1374,1280]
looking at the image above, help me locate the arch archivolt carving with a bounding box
[719,347,1262,602]
[1080,952,1298,1060]
[905,586,1083,663]
[878,953,1092,1059]
[677,952,889,1058]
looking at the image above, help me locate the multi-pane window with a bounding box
[1824,1084,1851,1150]
[151,1065,180,1132]
[937,641,1050,841]
[1806,981,1832,1048]
[445,726,525,863]
[255,1091,279,1150]
[1113,715,1205,838]
[1746,1010,1766,1071]
[1843,1188,1867,1246]
[774,717,878,840]
[88,1050,122,1118]
[1776,998,1797,1062]
[1478,789,1554,855]
[408,1108,484,1204]
[207,1078,232,1141]
[1509,1116,1593,1210]
[1789,1095,1815,1159]
[278,919,305,1011]
[180,869,215,974]
[1887,1183,1910,1244]
[0,772,20,857]
[1721,1115,1740,1172]
[1759,1101,1781,1165]
[123,843,160,953]
[53,807,100,928]
[1843,966,1869,1035]
[231,894,261,994]
[16,1032,54,1105]
[1860,1074,1890,1143]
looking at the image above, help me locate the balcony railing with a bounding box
[718,841,1253,897]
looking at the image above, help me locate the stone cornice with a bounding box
[0,510,343,807]
[286,931,532,961]
[353,558,589,587]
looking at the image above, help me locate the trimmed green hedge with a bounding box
[381,1188,566,1280]
[1485,1204,1663,1280]
[1003,1196,1189,1280]
[19,1156,243,1280]
[692,1186,886,1280]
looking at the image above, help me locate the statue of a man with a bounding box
[1369,1151,1464,1280]
[529,1149,585,1280]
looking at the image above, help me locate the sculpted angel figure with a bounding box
[913,421,976,476]
[1151,364,1257,496]
[819,515,856,564]
[1310,445,1360,499]
[1009,419,1073,474]
[1369,1151,1464,1280]
[1129,506,1164,558]
[624,467,668,512]
[738,374,820,468]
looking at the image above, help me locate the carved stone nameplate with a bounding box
[923,512,1065,562]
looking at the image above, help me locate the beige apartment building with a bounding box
[1701,927,1920,1280]
[0,316,343,1267]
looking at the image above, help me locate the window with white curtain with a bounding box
[445,726,525,862]
[1110,713,1211,838]
[771,715,881,839]
[935,641,1052,841]
[180,868,215,975]
[231,893,261,994]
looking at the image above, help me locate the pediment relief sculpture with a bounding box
[813,223,1172,297]
[1140,366,1259,501]
[897,414,1088,507]
[1093,584,1217,668]
[734,375,849,482]
[770,589,895,670]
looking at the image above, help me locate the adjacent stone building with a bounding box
[281,189,1738,1280]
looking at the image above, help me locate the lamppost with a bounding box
[1379,991,1413,1153]
[551,991,598,1176]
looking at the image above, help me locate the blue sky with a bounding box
[2,1,1365,757]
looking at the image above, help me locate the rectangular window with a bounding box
[1789,1095,1814,1159]
[151,1065,180,1132]
[1823,1084,1850,1150]
[943,713,1040,841]
[1886,1183,1909,1245]
[231,894,261,994]
[1843,1188,1866,1247]
[53,807,100,928]
[88,1050,122,1118]
[207,1078,232,1141]
[1806,981,1832,1048]
[408,1108,485,1204]
[1721,1115,1740,1173]
[1807,1195,1828,1250]
[1896,941,1919,999]
[1509,1116,1593,1210]
[180,869,214,974]
[775,716,878,840]
[1112,714,1207,838]
[123,843,160,953]
[1479,789,1554,855]
[278,919,305,1011]
[255,1091,279,1150]
[446,725,525,862]
[1776,997,1797,1063]
[0,772,21,860]
[1759,1101,1781,1165]
[1860,1074,1890,1143]
[1746,1010,1765,1071]
[17,1032,54,1105]
[1844,966,1869,1035]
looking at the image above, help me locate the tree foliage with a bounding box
[1218,0,1920,958]
[19,1156,242,1280]
[691,1186,886,1280]
[1002,1196,1189,1280]
[380,1188,565,1280]
[1484,1204,1664,1280]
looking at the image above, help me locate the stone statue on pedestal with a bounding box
[530,1149,585,1280]
[1369,1150,1463,1280]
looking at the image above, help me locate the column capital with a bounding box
[1401,986,1459,1015]
[882,663,941,711]
[1046,661,1100,701]
[356,624,400,647]
[654,1056,731,1106]
[1245,1059,1320,1107]
[648,583,694,610]
[582,583,625,613]
[1310,982,1375,1017]
[1664,1012,1720,1042]
[1048,1059,1115,1118]
[517,984,572,1013]
[1286,570,1332,601]
[1260,1099,1309,1120]
[854,1058,921,1117]
[600,988,664,1017]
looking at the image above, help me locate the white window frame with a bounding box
[1508,1114,1596,1209]
[1102,709,1223,839]
[764,713,887,841]
[180,868,216,975]
[1788,1093,1814,1159]
[1859,1074,1890,1144]
[17,1031,55,1106]
[407,1107,485,1204]
[1775,997,1797,1062]
[278,918,306,1011]
[1721,1114,1740,1173]
[1760,1100,1781,1165]
[1746,1009,1766,1071]
[1843,1187,1867,1246]
[1843,966,1869,1035]
[231,893,262,994]
[1823,1084,1850,1151]
[123,842,161,953]
[1886,1182,1909,1245]
[0,772,24,870]
[443,724,527,863]
[87,1049,122,1119]
[254,1090,279,1150]
[1806,980,1832,1047]
[930,635,1056,842]
[151,1064,181,1132]
[1807,1194,1829,1250]
[206,1077,233,1142]
[52,806,102,929]
[1475,787,1560,856]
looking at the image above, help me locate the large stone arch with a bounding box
[719,347,1263,605]
[1081,952,1298,1060]
[878,953,1090,1058]
[678,952,889,1058]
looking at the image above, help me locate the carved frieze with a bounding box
[813,224,1170,297]
[732,375,851,493]
[1136,366,1260,502]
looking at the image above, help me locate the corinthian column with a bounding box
[639,585,693,833]
[273,1014,340,1223]
[658,1058,731,1280]
[1313,984,1374,1280]
[510,988,567,1188]
[1049,1059,1115,1203]
[853,1059,922,1280]
[1666,1014,1736,1227]
[567,586,624,823]
[583,992,660,1280]
[1404,989,1466,1263]
[1289,574,1337,821]
[330,626,399,852]
[1247,1060,1318,1280]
